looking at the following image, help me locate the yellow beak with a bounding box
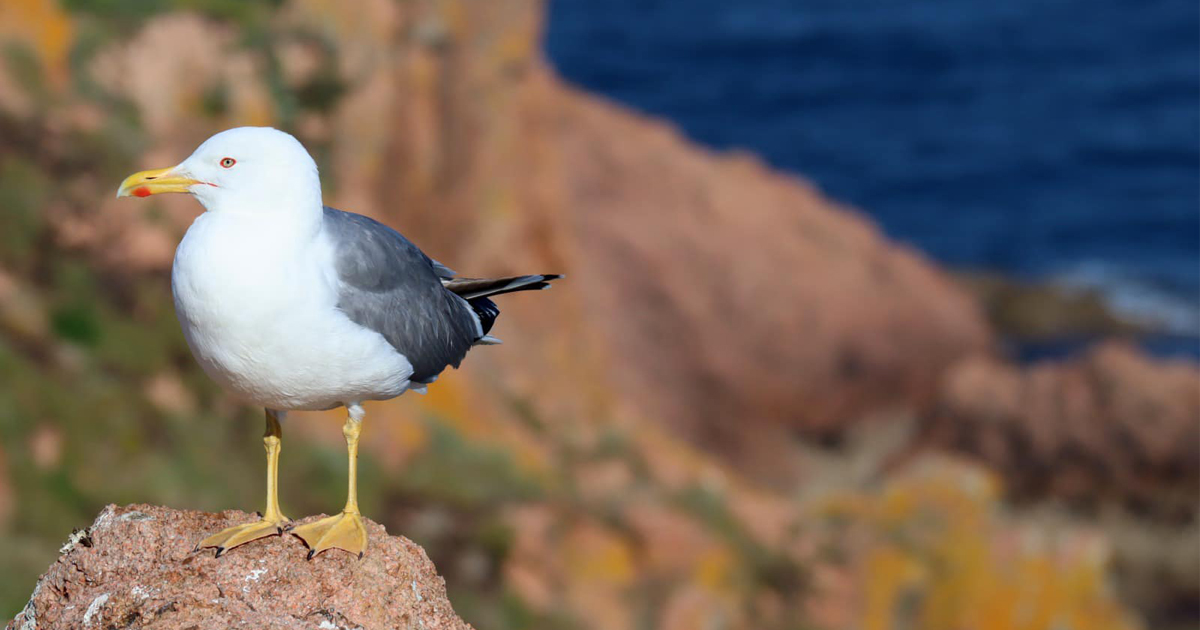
[116,166,200,198]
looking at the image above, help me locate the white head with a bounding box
[117,127,322,216]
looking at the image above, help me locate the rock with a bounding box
[929,342,1200,515]
[6,504,470,630]
[955,271,1144,341]
[543,82,992,467]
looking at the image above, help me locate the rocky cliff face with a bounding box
[7,504,470,630]
[547,84,991,467]
[933,342,1200,515]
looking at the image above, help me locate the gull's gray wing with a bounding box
[322,206,479,383]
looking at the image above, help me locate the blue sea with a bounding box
[545,0,1200,358]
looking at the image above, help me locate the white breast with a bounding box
[172,211,413,410]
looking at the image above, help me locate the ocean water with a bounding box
[545,0,1200,356]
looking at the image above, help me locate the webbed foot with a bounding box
[197,514,290,557]
[290,511,367,559]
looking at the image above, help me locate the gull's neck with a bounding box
[201,187,325,240]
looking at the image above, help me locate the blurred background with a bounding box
[0,0,1196,628]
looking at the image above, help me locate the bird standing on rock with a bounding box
[117,127,560,558]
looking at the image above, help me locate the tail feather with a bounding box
[444,274,561,342]
[443,274,562,300]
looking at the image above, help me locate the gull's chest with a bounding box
[171,215,333,401]
[172,216,327,336]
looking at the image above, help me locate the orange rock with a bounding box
[624,502,722,577]
[931,343,1200,513]
[28,423,62,470]
[537,78,993,477]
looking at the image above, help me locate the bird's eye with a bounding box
[220,157,236,168]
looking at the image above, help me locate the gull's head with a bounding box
[117,127,321,213]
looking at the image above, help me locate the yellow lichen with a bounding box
[818,458,1142,630]
[0,0,73,86]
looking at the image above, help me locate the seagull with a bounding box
[117,127,560,558]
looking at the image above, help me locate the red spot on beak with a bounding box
[133,187,151,198]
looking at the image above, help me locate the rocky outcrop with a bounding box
[546,84,991,459]
[6,504,469,630]
[956,272,1146,341]
[930,342,1200,515]
[925,343,1200,628]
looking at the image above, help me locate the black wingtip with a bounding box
[534,274,562,290]
[306,549,316,561]
[214,547,225,558]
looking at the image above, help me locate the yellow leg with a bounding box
[197,410,290,556]
[290,405,368,559]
